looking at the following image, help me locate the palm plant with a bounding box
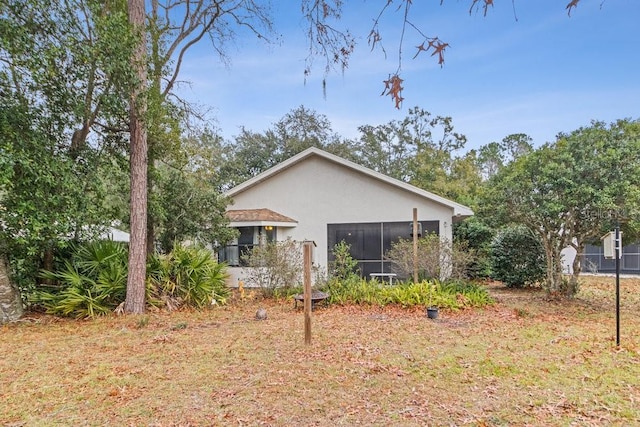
[147,242,229,309]
[33,241,128,318]
[33,241,229,317]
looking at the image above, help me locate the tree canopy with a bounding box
[479,119,640,295]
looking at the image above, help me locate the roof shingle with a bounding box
[226,208,297,223]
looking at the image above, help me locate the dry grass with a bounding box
[2,276,640,426]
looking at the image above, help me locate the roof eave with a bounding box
[228,221,298,228]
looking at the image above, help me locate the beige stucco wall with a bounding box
[228,156,455,283]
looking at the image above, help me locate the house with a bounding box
[100,226,130,243]
[219,147,473,286]
[561,243,640,275]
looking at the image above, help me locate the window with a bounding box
[218,226,277,266]
[327,221,439,278]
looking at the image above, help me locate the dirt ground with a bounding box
[1,275,639,426]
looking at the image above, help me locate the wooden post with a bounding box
[303,241,314,345]
[413,208,419,283]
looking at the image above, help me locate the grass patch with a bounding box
[1,276,639,425]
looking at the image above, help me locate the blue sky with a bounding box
[177,1,640,151]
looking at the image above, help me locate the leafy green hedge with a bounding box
[490,225,545,288]
[322,278,493,310]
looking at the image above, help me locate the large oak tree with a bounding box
[480,120,640,296]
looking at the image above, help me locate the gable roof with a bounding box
[226,147,473,218]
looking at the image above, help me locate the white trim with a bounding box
[225,147,473,217]
[229,221,297,228]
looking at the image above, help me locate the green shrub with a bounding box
[323,278,493,310]
[328,241,360,281]
[324,277,383,305]
[147,243,229,309]
[241,238,303,297]
[385,233,473,281]
[490,225,545,287]
[440,279,494,307]
[453,219,494,279]
[31,241,229,318]
[32,240,128,318]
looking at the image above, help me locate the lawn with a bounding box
[1,276,639,426]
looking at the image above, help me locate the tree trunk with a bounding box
[568,241,585,296]
[0,257,23,323]
[146,148,156,255]
[552,254,564,295]
[147,219,155,255]
[42,246,54,286]
[542,238,564,295]
[124,0,148,314]
[542,240,555,292]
